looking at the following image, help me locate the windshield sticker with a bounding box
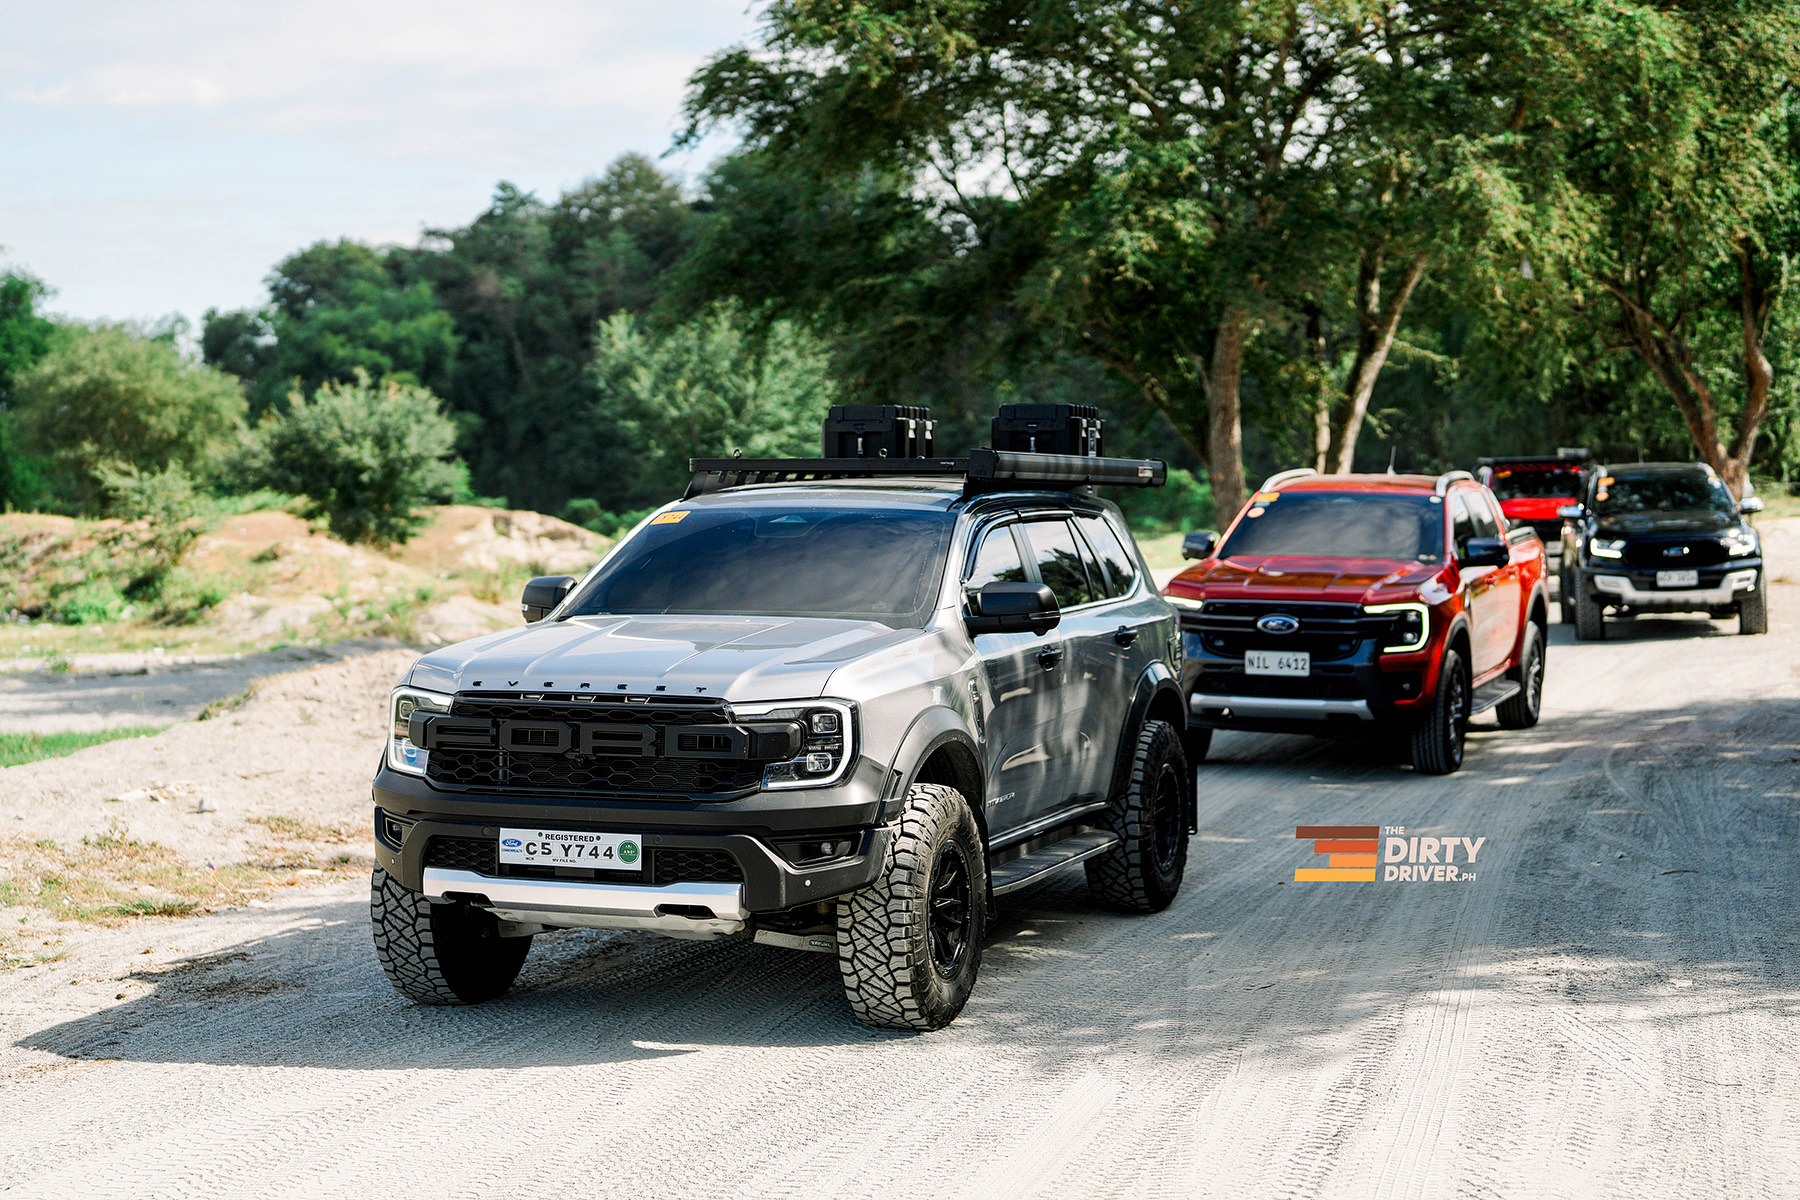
[1246,506,1266,518]
[1251,491,1282,503]
[649,511,689,525]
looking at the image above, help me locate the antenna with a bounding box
[1386,446,1397,475]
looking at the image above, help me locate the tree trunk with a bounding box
[1206,307,1250,519]
[1305,303,1332,473]
[1325,249,1429,473]
[1725,236,1775,498]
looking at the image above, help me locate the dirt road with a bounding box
[3,602,1797,1196]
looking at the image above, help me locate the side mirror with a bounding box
[1738,496,1765,514]
[1181,531,1218,561]
[965,581,1061,636]
[520,575,576,623]
[1556,504,1584,521]
[1461,538,1509,569]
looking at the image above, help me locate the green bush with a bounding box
[10,324,245,512]
[230,374,469,544]
[1113,468,1214,534]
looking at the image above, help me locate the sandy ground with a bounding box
[0,640,408,735]
[0,528,1795,1198]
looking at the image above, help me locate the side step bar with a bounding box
[990,830,1119,896]
[1470,679,1521,715]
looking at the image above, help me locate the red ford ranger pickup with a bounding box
[1163,469,1550,775]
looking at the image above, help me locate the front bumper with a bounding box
[1180,631,1432,733]
[1589,566,1759,610]
[422,869,751,939]
[372,754,896,915]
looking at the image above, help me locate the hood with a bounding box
[1596,509,1735,536]
[406,614,920,702]
[1168,555,1442,604]
[1500,496,1576,521]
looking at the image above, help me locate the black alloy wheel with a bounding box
[1150,762,1185,875]
[928,841,975,977]
[1410,649,1470,775]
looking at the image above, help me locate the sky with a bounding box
[0,0,762,330]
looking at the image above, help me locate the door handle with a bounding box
[1037,646,1065,670]
[1112,626,1139,647]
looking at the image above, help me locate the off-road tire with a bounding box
[371,867,532,1006]
[1411,649,1470,775]
[1183,724,1213,766]
[1572,581,1606,641]
[837,783,987,1032]
[1558,565,1576,626]
[1496,623,1545,729]
[1739,572,1769,635]
[1086,719,1189,913]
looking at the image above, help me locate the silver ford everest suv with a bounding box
[370,405,1191,1030]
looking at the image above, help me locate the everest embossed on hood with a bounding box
[405,614,922,702]
[1196,557,1442,603]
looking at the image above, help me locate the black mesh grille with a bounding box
[424,694,762,798]
[1622,539,1729,569]
[424,837,744,886]
[1195,670,1366,701]
[1187,601,1383,664]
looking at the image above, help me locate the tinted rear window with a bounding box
[1218,492,1445,562]
[1489,467,1584,500]
[563,506,953,627]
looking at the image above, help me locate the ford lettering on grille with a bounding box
[1255,613,1302,635]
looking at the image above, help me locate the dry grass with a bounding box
[0,817,365,969]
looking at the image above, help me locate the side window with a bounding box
[965,524,1027,591]
[1075,514,1138,599]
[1021,519,1096,609]
[1450,492,1476,559]
[1465,490,1501,541]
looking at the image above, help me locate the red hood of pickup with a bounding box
[1499,496,1576,522]
[1165,555,1444,604]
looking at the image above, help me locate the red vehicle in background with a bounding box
[1164,469,1550,775]
[1476,452,1591,543]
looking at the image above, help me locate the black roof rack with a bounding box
[685,448,1166,500]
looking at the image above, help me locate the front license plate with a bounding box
[1245,649,1311,677]
[498,829,643,870]
[1656,569,1699,588]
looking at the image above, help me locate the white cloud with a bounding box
[9,0,761,167]
[1,0,764,323]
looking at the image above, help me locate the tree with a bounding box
[11,324,246,512]
[1540,9,1800,496]
[683,1,1643,514]
[0,270,57,510]
[230,375,469,544]
[203,240,460,416]
[588,305,840,507]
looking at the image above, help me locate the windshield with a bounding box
[562,504,953,627]
[1594,472,1735,517]
[1489,467,1584,500]
[1218,492,1444,562]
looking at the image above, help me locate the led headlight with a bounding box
[1589,536,1626,559]
[1364,602,1430,653]
[388,686,452,775]
[1722,529,1758,557]
[731,699,856,790]
[1165,595,1203,610]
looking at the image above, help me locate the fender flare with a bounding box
[1106,659,1192,826]
[880,704,985,834]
